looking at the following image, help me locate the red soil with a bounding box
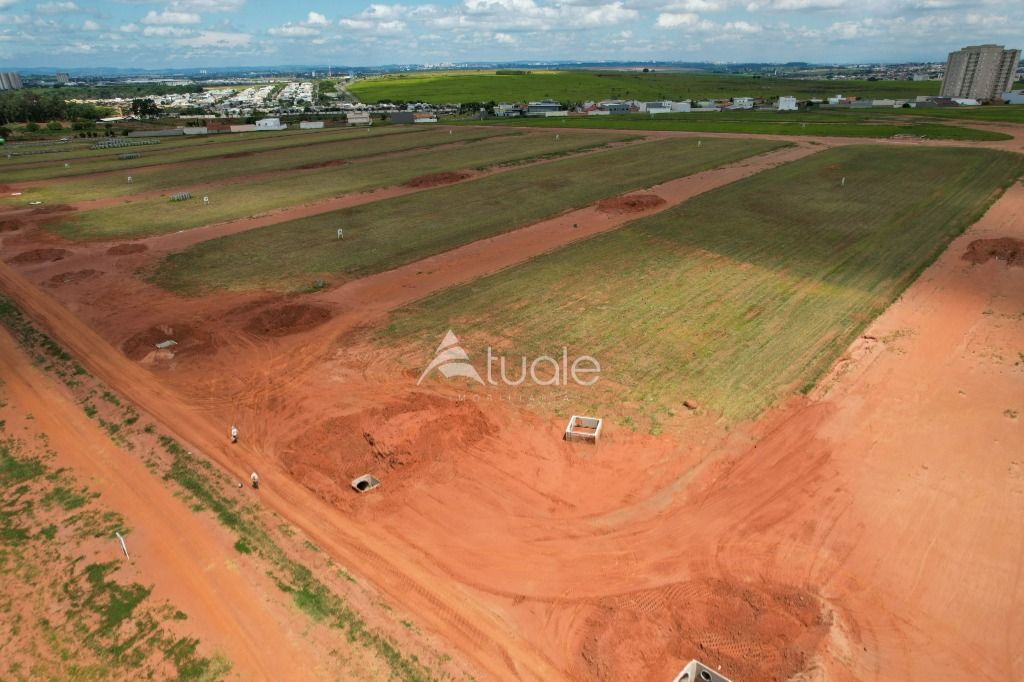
[296,159,348,170]
[0,219,23,232]
[107,243,149,256]
[962,236,1023,266]
[7,248,71,264]
[121,323,217,361]
[243,304,331,337]
[596,193,667,214]
[45,269,101,287]
[403,171,472,188]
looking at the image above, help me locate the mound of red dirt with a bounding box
[403,171,471,188]
[596,193,666,214]
[107,243,148,256]
[243,304,330,337]
[296,159,347,170]
[962,237,1023,267]
[121,323,216,361]
[7,248,71,264]
[283,392,494,503]
[0,219,23,232]
[578,578,831,682]
[45,269,101,287]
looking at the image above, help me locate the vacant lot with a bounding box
[151,137,785,294]
[479,112,1011,140]
[382,146,1024,426]
[0,125,414,183]
[351,69,945,104]
[11,127,512,205]
[50,130,627,240]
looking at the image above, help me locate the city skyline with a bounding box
[0,0,1022,69]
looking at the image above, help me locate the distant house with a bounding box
[777,96,798,111]
[494,103,524,117]
[597,99,631,114]
[731,97,754,110]
[638,100,673,114]
[670,101,692,112]
[347,111,372,126]
[526,99,565,116]
[255,117,287,131]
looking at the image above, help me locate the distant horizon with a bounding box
[0,0,1020,71]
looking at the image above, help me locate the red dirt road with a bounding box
[0,327,319,681]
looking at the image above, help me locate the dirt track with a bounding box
[1,122,1022,679]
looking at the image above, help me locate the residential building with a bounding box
[494,103,524,117]
[777,96,798,111]
[255,117,287,131]
[731,97,754,109]
[941,44,1020,100]
[526,99,564,115]
[638,100,673,114]
[597,99,631,113]
[670,101,692,112]
[0,72,23,91]
[55,72,69,85]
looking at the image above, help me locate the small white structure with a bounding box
[777,96,798,111]
[827,95,845,105]
[672,659,732,682]
[564,415,603,444]
[951,98,981,106]
[299,120,325,129]
[670,101,692,112]
[347,111,371,126]
[255,117,287,131]
[731,97,754,109]
[351,474,380,493]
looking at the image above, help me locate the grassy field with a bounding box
[350,70,947,104]
[0,125,410,183]
[9,127,512,205]
[150,137,786,294]
[473,112,1011,140]
[381,145,1024,427]
[49,130,629,240]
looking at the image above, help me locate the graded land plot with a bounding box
[0,125,418,183]
[8,127,514,205]
[477,111,1011,141]
[350,69,946,104]
[49,130,629,240]
[151,137,786,294]
[381,145,1024,427]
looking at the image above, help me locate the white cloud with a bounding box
[35,1,78,13]
[176,29,250,47]
[81,18,99,30]
[661,0,724,11]
[141,9,201,24]
[306,10,328,24]
[0,0,18,8]
[723,19,761,31]
[656,10,698,26]
[746,0,846,10]
[143,25,192,36]
[494,30,516,42]
[269,23,320,36]
[119,22,139,32]
[169,0,244,10]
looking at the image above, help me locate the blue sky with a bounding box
[0,0,1020,68]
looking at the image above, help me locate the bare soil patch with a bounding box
[297,159,348,170]
[122,323,216,361]
[45,269,101,287]
[7,248,71,264]
[30,203,73,215]
[962,237,1023,266]
[0,219,23,232]
[596,193,667,214]
[244,304,331,337]
[403,171,471,188]
[107,243,149,256]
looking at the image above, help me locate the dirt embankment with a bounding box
[122,323,217,362]
[962,237,1023,266]
[46,269,101,287]
[243,304,331,337]
[107,243,149,256]
[596,193,667,214]
[403,171,472,188]
[7,248,72,264]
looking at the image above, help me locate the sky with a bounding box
[0,0,1020,69]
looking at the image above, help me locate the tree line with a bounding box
[0,90,111,124]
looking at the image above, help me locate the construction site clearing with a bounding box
[0,120,1023,682]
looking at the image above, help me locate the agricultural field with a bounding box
[48,130,631,239]
[350,69,947,104]
[7,127,512,205]
[477,111,1011,140]
[150,137,786,294]
[382,145,1024,426]
[0,125,411,183]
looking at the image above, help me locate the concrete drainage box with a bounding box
[672,659,732,682]
[564,415,602,444]
[351,474,380,493]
